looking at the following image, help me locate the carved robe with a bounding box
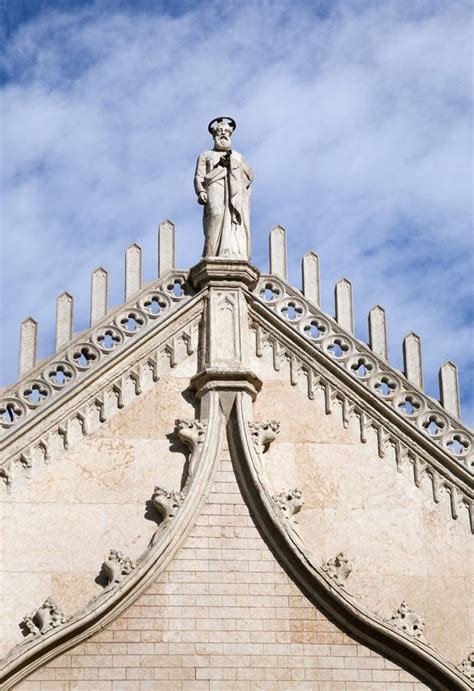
[194,149,253,259]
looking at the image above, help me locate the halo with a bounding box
[208,116,236,134]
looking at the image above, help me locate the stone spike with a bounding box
[125,243,142,300]
[335,279,354,333]
[55,292,73,352]
[439,361,461,419]
[403,332,423,389]
[90,267,108,326]
[269,225,287,279]
[368,305,388,360]
[19,317,37,378]
[302,251,320,307]
[158,219,176,276]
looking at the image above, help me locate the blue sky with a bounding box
[1,0,473,424]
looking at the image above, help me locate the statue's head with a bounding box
[208,116,236,151]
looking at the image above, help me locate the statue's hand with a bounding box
[198,191,208,205]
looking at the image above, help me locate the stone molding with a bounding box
[0,291,203,488]
[253,274,472,469]
[248,297,474,532]
[227,391,470,690]
[0,392,224,690]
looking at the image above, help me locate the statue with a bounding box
[194,117,253,260]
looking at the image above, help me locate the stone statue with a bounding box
[194,117,253,260]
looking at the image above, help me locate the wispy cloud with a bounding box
[1,0,472,423]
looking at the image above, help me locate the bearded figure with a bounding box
[194,117,253,260]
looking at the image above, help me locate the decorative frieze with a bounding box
[152,487,185,523]
[248,420,280,454]
[272,488,304,522]
[101,550,136,588]
[21,598,67,637]
[387,601,426,642]
[321,552,353,588]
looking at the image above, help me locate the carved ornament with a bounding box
[387,601,426,642]
[102,550,136,588]
[272,488,304,522]
[152,486,185,523]
[321,552,353,587]
[457,652,474,683]
[21,598,67,637]
[248,420,280,454]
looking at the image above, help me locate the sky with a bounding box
[0,0,473,425]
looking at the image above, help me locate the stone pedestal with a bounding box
[189,258,262,416]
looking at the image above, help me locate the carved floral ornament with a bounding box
[457,652,474,683]
[272,488,304,522]
[102,550,136,589]
[0,273,191,435]
[152,486,185,523]
[387,601,427,642]
[21,599,68,637]
[254,275,473,466]
[248,419,280,454]
[321,552,353,588]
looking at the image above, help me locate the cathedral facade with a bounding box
[0,212,472,688]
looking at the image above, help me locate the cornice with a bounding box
[0,392,224,690]
[227,392,470,691]
[0,282,204,487]
[252,274,472,468]
[246,292,473,532]
[0,270,193,441]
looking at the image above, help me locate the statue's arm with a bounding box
[194,154,207,197]
[242,157,254,185]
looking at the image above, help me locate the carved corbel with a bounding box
[387,601,426,642]
[101,549,136,589]
[21,598,67,636]
[321,552,353,588]
[272,488,304,523]
[457,652,474,683]
[248,420,280,455]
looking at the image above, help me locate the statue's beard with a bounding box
[214,135,231,151]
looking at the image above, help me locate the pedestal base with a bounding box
[190,258,260,291]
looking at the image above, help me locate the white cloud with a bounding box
[1,0,472,423]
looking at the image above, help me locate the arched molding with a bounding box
[227,391,470,691]
[0,392,224,690]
